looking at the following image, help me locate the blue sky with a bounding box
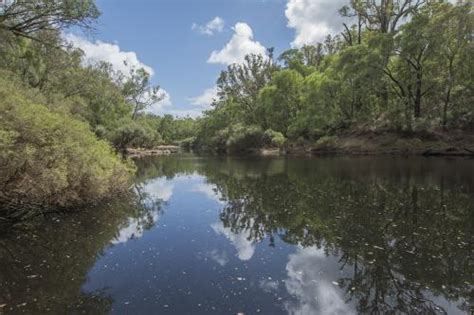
[67,0,349,117]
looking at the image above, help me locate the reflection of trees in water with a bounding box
[0,179,165,314]
[1,156,472,314]
[106,156,474,314]
[195,157,473,314]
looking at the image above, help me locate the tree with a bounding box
[259,69,304,135]
[278,45,324,76]
[383,4,443,121]
[0,0,100,43]
[121,67,164,120]
[344,0,425,35]
[428,2,473,127]
[216,53,276,125]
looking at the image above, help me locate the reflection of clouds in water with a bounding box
[143,178,174,202]
[112,178,174,245]
[191,183,225,204]
[112,211,160,245]
[208,249,229,266]
[211,222,255,261]
[259,279,279,293]
[284,247,355,315]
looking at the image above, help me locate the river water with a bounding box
[0,156,473,314]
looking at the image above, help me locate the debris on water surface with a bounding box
[332,281,339,286]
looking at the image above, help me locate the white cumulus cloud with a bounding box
[188,86,218,108]
[192,16,225,36]
[64,33,172,114]
[64,33,155,76]
[208,22,267,65]
[285,0,348,47]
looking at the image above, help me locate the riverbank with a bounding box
[126,146,181,158]
[213,130,474,157]
[289,130,474,157]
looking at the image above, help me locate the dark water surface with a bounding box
[0,156,473,314]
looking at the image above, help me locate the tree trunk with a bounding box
[414,71,422,118]
[443,84,452,128]
[443,59,455,128]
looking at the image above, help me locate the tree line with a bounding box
[195,0,473,152]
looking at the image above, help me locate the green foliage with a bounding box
[259,69,304,135]
[263,129,286,148]
[121,68,164,120]
[216,54,277,125]
[225,124,265,153]
[109,119,163,149]
[0,74,134,219]
[0,0,100,42]
[177,137,198,150]
[155,115,199,144]
[196,1,473,146]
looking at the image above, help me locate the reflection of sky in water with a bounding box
[79,168,470,314]
[102,175,359,313]
[111,177,174,244]
[143,177,175,202]
[191,182,225,204]
[211,221,256,261]
[284,247,355,315]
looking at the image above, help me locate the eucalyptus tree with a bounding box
[0,0,99,43]
[121,67,164,120]
[216,53,277,126]
[427,2,473,127]
[258,69,304,135]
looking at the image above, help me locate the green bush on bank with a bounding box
[263,129,286,148]
[0,75,135,219]
[225,124,265,153]
[108,119,163,149]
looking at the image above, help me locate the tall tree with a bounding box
[0,0,99,43]
[121,67,164,120]
[216,53,276,125]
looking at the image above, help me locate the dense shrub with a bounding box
[109,119,163,149]
[225,124,265,152]
[178,137,197,150]
[263,129,286,148]
[0,77,135,220]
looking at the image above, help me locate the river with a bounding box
[0,155,472,314]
